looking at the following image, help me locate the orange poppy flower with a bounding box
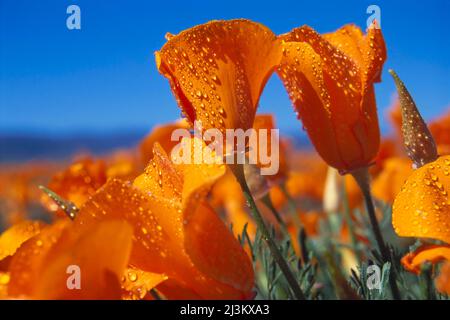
[1,138,252,299]
[155,19,282,132]
[392,155,450,242]
[393,155,450,294]
[277,22,386,173]
[70,138,254,299]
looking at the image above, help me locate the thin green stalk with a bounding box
[231,164,305,300]
[351,167,401,300]
[421,264,436,300]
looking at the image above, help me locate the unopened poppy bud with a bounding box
[389,69,438,168]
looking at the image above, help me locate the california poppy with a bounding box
[72,138,254,299]
[156,19,282,133]
[277,22,386,173]
[392,155,450,244]
[393,155,450,294]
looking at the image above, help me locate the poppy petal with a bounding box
[0,221,43,262]
[184,201,254,294]
[401,244,450,274]
[121,267,168,300]
[34,220,133,299]
[8,220,69,297]
[393,155,450,243]
[77,179,185,274]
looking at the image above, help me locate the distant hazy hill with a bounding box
[0,131,146,163]
[0,129,311,163]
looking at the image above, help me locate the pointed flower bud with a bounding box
[389,69,438,168]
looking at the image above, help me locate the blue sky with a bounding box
[1,0,449,137]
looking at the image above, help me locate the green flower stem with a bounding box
[230,164,305,300]
[351,167,401,300]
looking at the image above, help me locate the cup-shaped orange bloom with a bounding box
[155,19,282,132]
[393,155,450,295]
[392,155,450,242]
[71,139,254,299]
[277,22,386,172]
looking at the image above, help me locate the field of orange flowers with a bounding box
[0,19,449,300]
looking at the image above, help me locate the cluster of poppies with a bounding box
[0,19,449,299]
